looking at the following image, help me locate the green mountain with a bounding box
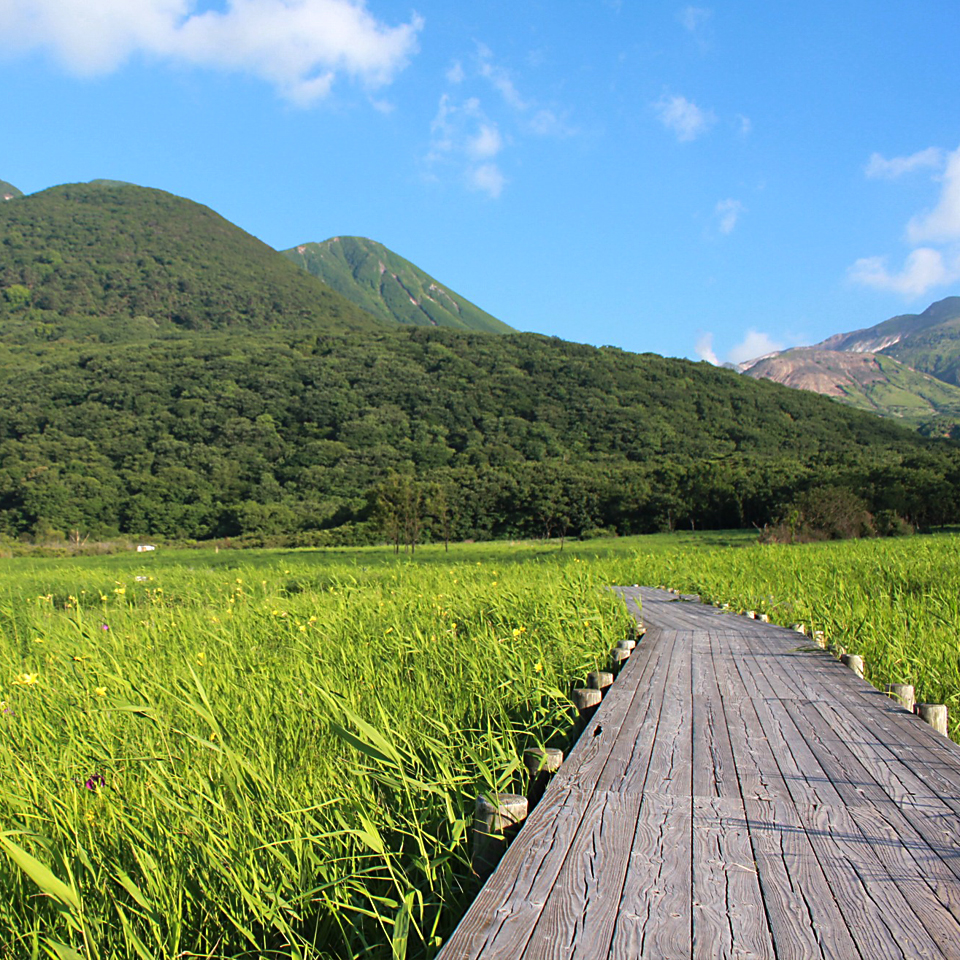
[0,181,378,342]
[282,236,514,333]
[0,180,22,200]
[743,348,960,435]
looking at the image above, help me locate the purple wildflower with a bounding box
[84,774,105,791]
[100,624,109,631]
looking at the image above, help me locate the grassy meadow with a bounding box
[2,530,960,958]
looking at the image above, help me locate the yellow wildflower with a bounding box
[534,661,543,674]
[13,673,38,686]
[94,687,107,698]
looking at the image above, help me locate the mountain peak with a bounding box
[283,235,514,334]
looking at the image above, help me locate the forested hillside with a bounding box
[0,325,955,543]
[0,182,378,340]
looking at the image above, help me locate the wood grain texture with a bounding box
[436,587,960,959]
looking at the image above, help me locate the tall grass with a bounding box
[0,547,631,959]
[5,530,960,957]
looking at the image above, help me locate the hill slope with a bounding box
[0,325,956,542]
[0,180,22,200]
[283,236,513,333]
[0,181,379,341]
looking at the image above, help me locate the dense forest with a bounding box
[0,325,956,544]
[1,179,958,545]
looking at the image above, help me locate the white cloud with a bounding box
[715,198,744,235]
[907,146,960,243]
[865,147,944,180]
[0,0,422,104]
[654,94,715,142]
[476,43,527,110]
[736,114,752,136]
[468,163,505,199]
[695,332,720,365]
[727,330,785,365]
[848,248,960,297]
[851,144,960,298]
[467,123,502,160]
[446,60,464,84]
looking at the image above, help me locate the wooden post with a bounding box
[918,703,949,736]
[524,747,563,808]
[587,670,614,696]
[616,639,636,652]
[885,683,916,713]
[840,654,865,679]
[610,648,631,675]
[472,793,528,879]
[572,687,602,727]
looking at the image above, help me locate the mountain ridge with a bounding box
[741,295,960,428]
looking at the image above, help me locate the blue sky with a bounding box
[2,0,959,364]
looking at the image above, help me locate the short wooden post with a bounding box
[746,610,757,619]
[610,647,631,675]
[572,687,602,727]
[885,683,916,713]
[587,670,614,696]
[918,703,949,736]
[840,654,865,679]
[472,793,528,879]
[616,639,636,652]
[524,747,563,808]
[793,623,806,635]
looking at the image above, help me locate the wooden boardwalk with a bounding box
[437,586,960,959]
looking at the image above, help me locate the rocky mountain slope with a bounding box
[742,296,960,431]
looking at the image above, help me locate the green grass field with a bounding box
[1,530,958,958]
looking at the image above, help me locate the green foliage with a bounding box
[0,180,23,200]
[283,237,514,333]
[0,324,957,541]
[0,182,379,341]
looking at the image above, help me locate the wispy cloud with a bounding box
[468,163,506,199]
[427,94,505,199]
[679,6,711,33]
[851,144,960,298]
[695,332,720,365]
[728,330,784,365]
[654,94,715,142]
[425,44,573,197]
[715,198,744,235]
[0,0,422,105]
[865,147,944,180]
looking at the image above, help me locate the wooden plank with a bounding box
[691,628,776,959]
[524,627,692,958]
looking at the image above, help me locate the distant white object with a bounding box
[136,545,156,552]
